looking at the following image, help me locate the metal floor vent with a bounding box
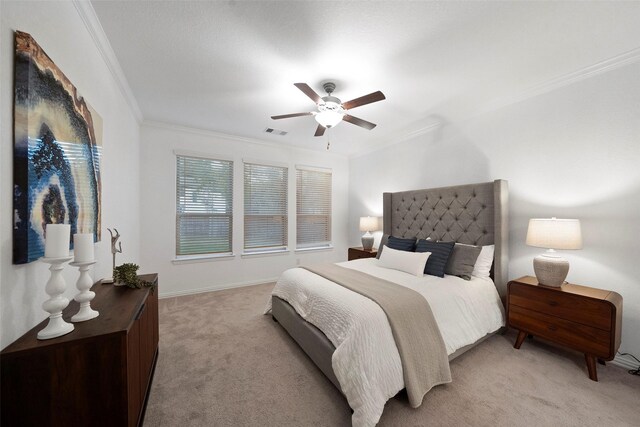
[264,127,288,136]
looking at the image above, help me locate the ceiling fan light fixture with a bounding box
[314,110,343,128]
[315,99,344,128]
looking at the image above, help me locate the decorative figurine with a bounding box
[102,228,123,284]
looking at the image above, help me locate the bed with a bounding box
[265,180,509,426]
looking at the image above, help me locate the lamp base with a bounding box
[361,233,374,251]
[533,254,569,287]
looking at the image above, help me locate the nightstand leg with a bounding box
[514,330,527,349]
[597,358,606,366]
[585,354,598,381]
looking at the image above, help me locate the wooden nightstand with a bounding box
[348,247,378,261]
[507,276,622,381]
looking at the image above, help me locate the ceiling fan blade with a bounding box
[314,124,326,137]
[342,114,377,130]
[271,112,314,120]
[294,83,322,104]
[342,91,386,110]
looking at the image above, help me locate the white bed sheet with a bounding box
[265,258,505,427]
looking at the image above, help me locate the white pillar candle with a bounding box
[44,224,71,258]
[73,233,95,263]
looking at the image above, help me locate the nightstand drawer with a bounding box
[348,248,377,261]
[509,282,612,330]
[509,305,611,357]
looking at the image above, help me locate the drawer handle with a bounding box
[548,301,559,307]
[135,303,146,320]
[548,324,558,331]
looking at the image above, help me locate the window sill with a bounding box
[241,249,290,258]
[295,245,334,253]
[172,253,235,264]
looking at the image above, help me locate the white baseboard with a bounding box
[158,277,278,299]
[610,354,639,370]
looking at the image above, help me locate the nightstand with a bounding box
[348,247,377,261]
[507,276,622,381]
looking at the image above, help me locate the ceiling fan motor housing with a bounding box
[320,96,343,111]
[322,82,336,95]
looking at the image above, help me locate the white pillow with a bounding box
[378,245,431,277]
[472,244,495,278]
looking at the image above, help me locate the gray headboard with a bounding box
[382,180,509,298]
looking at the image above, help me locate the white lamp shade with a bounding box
[526,218,582,250]
[359,216,379,232]
[314,110,343,128]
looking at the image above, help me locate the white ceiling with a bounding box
[91,1,640,156]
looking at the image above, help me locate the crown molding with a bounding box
[349,121,442,159]
[72,0,143,123]
[142,120,349,159]
[478,46,640,115]
[350,46,640,159]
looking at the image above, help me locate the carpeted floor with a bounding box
[144,283,639,427]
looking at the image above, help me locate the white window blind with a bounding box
[296,167,332,248]
[176,155,233,256]
[244,162,288,252]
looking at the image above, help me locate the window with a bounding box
[176,155,233,256]
[296,167,332,249]
[244,162,288,252]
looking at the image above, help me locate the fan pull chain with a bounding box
[326,136,331,151]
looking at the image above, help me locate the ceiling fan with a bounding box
[271,82,386,137]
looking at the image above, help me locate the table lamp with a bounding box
[359,216,379,251]
[526,217,582,287]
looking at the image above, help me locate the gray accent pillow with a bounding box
[445,243,482,280]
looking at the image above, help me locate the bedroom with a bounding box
[0,1,639,426]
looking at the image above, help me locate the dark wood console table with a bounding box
[1,274,159,426]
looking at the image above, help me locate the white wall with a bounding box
[2,2,637,367]
[139,123,349,297]
[349,61,640,359]
[0,1,141,349]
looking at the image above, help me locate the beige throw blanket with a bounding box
[302,264,452,408]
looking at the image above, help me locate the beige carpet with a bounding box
[144,283,639,427]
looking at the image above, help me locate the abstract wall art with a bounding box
[13,31,102,264]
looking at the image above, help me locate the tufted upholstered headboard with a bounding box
[382,180,509,297]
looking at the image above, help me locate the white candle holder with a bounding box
[38,256,74,340]
[70,261,99,322]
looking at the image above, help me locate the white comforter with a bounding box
[264,258,505,427]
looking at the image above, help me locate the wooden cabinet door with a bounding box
[139,300,154,400]
[150,289,159,351]
[127,313,142,427]
[127,288,159,427]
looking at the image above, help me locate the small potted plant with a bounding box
[113,263,154,290]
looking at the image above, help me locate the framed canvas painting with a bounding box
[13,31,102,264]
